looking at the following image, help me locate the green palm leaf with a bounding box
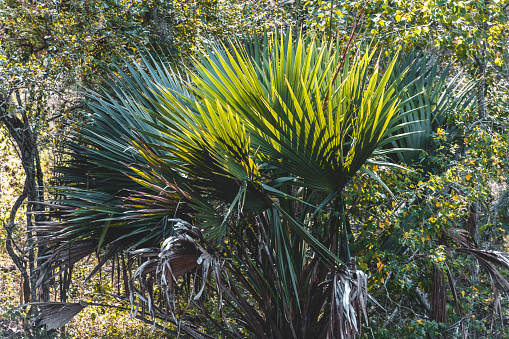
[39,32,419,338]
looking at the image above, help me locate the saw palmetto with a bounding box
[39,32,419,338]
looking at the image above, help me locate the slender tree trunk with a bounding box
[430,265,447,338]
[474,0,489,120]
[467,203,480,282]
[474,54,486,120]
[0,90,47,304]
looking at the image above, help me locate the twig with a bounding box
[415,286,431,313]
[321,0,369,112]
[383,301,400,327]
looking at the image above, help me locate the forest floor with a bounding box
[0,254,25,338]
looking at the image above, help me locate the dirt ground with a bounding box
[0,318,26,338]
[0,254,26,338]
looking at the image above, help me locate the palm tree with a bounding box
[37,32,415,338]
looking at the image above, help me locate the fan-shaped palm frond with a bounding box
[38,32,415,338]
[388,52,476,165]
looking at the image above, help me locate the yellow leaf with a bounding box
[453,195,460,201]
[417,319,424,325]
[395,14,402,22]
[466,173,472,181]
[461,291,465,297]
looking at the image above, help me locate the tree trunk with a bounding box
[0,90,47,304]
[474,54,486,120]
[430,265,447,338]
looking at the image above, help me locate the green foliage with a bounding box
[1,0,509,337]
[303,0,508,70]
[347,96,509,336]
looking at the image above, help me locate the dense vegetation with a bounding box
[1,0,509,338]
